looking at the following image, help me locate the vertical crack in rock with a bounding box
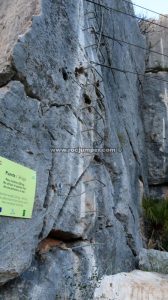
[125,127,141,167]
[38,151,56,239]
[56,162,92,220]
[114,210,137,257]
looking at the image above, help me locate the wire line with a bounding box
[90,61,168,84]
[85,0,168,31]
[92,31,168,59]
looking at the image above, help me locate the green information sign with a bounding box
[0,156,36,218]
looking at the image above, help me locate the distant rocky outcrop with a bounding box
[142,15,168,194]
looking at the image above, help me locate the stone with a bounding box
[142,72,168,184]
[144,16,168,70]
[141,16,168,195]
[139,248,168,274]
[0,0,40,86]
[94,270,168,300]
[0,0,163,298]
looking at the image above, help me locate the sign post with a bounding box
[0,156,36,218]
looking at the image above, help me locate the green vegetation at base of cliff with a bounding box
[142,197,168,251]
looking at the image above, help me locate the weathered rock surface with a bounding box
[1,0,167,299]
[142,16,168,190]
[0,0,40,86]
[139,248,168,274]
[94,270,168,300]
[145,16,168,70]
[142,72,168,185]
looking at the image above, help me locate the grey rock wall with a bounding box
[0,0,40,86]
[0,0,148,299]
[139,248,168,274]
[142,16,168,195]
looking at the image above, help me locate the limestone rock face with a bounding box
[139,248,168,274]
[142,72,168,185]
[0,0,160,299]
[0,0,40,86]
[94,270,168,300]
[144,16,168,70]
[142,16,168,190]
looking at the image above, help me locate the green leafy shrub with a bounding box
[142,197,168,251]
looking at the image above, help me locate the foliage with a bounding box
[142,197,168,251]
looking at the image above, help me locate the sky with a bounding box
[133,0,168,19]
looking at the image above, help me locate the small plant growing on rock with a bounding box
[142,197,168,251]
